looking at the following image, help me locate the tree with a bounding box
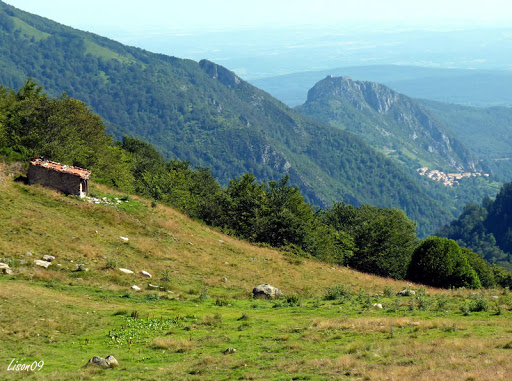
[323,203,418,279]
[222,173,265,240]
[408,237,481,289]
[254,176,314,248]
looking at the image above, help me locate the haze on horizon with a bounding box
[6,0,512,79]
[6,0,512,30]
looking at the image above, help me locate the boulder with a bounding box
[0,263,13,275]
[397,289,416,297]
[34,260,51,269]
[130,285,141,291]
[140,270,152,278]
[372,303,383,309]
[74,264,89,272]
[252,284,282,299]
[42,255,55,262]
[86,355,118,368]
[118,268,134,274]
[223,347,237,355]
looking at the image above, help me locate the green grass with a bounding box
[11,16,50,41]
[84,40,135,64]
[1,163,512,380]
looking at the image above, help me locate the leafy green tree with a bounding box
[323,203,418,279]
[222,173,266,239]
[254,176,315,248]
[408,237,481,289]
[303,218,355,265]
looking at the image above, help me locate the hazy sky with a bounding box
[5,0,512,32]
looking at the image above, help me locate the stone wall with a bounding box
[28,164,86,197]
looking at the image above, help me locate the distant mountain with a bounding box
[0,1,468,235]
[419,100,512,181]
[250,65,512,108]
[296,75,478,172]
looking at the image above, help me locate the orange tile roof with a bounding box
[30,158,91,180]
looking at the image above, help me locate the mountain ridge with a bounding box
[297,75,479,172]
[0,1,463,234]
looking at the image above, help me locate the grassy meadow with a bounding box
[1,162,512,380]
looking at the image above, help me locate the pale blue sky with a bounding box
[5,0,512,32]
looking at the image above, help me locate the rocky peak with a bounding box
[199,59,241,88]
[307,75,399,114]
[299,75,479,172]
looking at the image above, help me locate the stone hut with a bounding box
[28,158,91,198]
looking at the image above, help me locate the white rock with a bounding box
[252,284,282,299]
[34,260,52,269]
[140,270,152,278]
[148,283,160,290]
[118,268,134,274]
[42,255,55,262]
[0,262,9,270]
[372,303,383,309]
[397,289,415,297]
[131,285,141,291]
[120,236,129,241]
[223,347,237,355]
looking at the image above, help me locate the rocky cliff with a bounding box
[298,75,478,172]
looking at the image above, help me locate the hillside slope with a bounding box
[420,99,512,180]
[0,1,454,234]
[1,163,512,381]
[296,75,478,172]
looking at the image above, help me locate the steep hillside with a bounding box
[296,75,478,172]
[420,100,512,180]
[0,1,455,235]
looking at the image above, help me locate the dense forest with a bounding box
[0,0,491,237]
[438,184,512,271]
[2,80,512,290]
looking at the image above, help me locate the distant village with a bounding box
[417,167,489,187]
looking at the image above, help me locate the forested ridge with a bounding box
[2,80,512,290]
[438,183,512,271]
[0,0,477,236]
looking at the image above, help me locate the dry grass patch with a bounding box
[151,337,195,352]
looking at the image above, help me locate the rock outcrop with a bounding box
[86,355,118,368]
[252,284,282,299]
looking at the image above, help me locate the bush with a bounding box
[463,248,495,288]
[408,237,481,289]
[469,294,489,312]
[323,285,351,301]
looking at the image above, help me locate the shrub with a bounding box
[323,285,351,301]
[463,248,495,288]
[469,294,489,312]
[408,237,481,289]
[105,256,118,269]
[383,285,394,298]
